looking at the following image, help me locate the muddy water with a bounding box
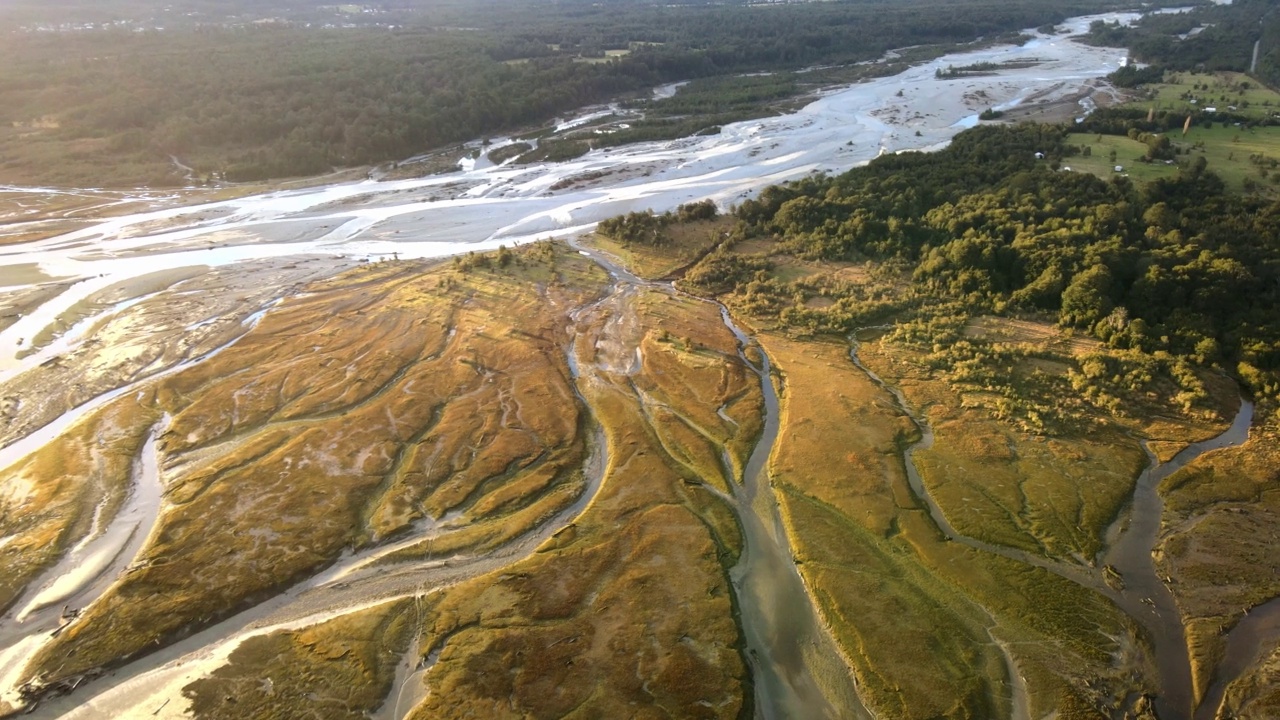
[371,597,429,720]
[720,312,869,720]
[1101,401,1254,720]
[0,421,167,695]
[1196,594,1280,719]
[575,238,867,718]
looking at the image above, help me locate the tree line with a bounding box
[673,124,1280,423]
[0,0,1153,186]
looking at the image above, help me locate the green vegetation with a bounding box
[660,124,1280,431]
[758,333,1145,719]
[1083,0,1276,76]
[486,142,532,165]
[592,216,734,280]
[1124,72,1280,122]
[596,200,719,248]
[937,60,1040,79]
[0,0,1151,186]
[1067,126,1280,194]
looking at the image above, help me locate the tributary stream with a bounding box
[0,8,1240,716]
[571,240,868,718]
[850,334,1259,720]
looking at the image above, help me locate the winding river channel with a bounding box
[3,7,1265,718]
[569,238,866,719]
[850,333,1265,720]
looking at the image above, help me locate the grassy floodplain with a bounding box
[14,244,613,687]
[6,106,1280,717]
[1124,72,1280,123]
[583,114,1275,714]
[1065,70,1280,194]
[0,396,159,613]
[4,240,776,719]
[400,284,759,719]
[170,275,764,719]
[596,231,1161,718]
[761,332,1148,719]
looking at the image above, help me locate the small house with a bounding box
[1114,165,1124,172]
[1034,151,1045,160]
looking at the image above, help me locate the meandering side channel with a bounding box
[1100,401,1254,720]
[722,315,869,720]
[848,334,1255,720]
[570,238,868,719]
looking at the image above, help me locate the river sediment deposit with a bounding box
[3,8,1278,719]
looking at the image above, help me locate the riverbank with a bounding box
[2,9,1235,718]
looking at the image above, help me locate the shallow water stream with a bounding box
[1101,401,1255,720]
[574,241,867,718]
[0,9,1174,716]
[721,314,868,720]
[850,332,1257,720]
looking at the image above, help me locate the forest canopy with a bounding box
[0,0,1162,186]
[664,123,1280,425]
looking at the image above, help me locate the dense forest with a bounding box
[1087,0,1280,86]
[0,0,1166,186]
[630,124,1280,427]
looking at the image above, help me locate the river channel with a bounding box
[568,238,868,719]
[0,7,1206,718]
[850,332,1262,720]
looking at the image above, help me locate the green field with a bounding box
[1065,133,1178,184]
[1124,71,1280,122]
[1067,125,1280,194]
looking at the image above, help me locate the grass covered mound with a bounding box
[0,395,159,614]
[1156,437,1280,707]
[22,244,612,688]
[185,599,418,719]
[401,284,760,720]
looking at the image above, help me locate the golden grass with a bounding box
[0,392,159,613]
[760,331,1144,719]
[633,291,762,488]
[184,598,416,719]
[402,287,754,719]
[27,245,613,685]
[1222,644,1280,719]
[588,217,733,280]
[865,311,1237,562]
[892,366,1146,561]
[1156,436,1280,704]
[15,219,1261,720]
[964,315,1100,357]
[18,246,763,719]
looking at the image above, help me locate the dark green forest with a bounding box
[0,0,1157,185]
[1088,0,1280,86]
[633,123,1280,426]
